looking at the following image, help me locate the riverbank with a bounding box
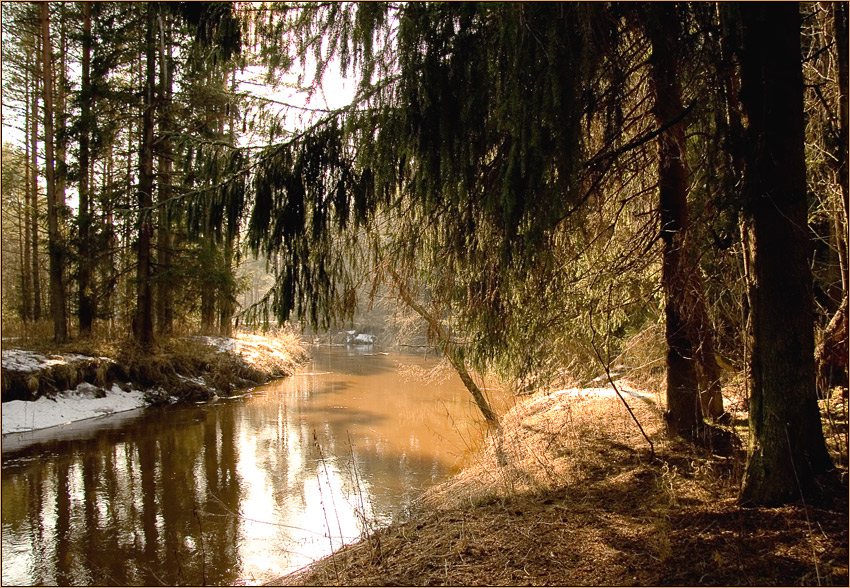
[1,329,307,435]
[275,381,848,586]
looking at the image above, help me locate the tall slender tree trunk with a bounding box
[57,3,70,329]
[78,1,95,337]
[41,2,68,343]
[200,257,217,335]
[31,42,42,323]
[134,2,156,346]
[737,2,833,506]
[56,3,67,234]
[219,237,235,337]
[833,2,849,227]
[124,69,135,330]
[17,196,27,320]
[388,267,499,426]
[646,6,725,441]
[104,145,118,333]
[22,60,32,322]
[155,8,174,337]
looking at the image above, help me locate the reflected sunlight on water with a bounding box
[2,348,487,586]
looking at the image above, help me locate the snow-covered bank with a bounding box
[2,382,145,435]
[1,330,307,438]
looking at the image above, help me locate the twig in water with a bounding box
[313,431,341,585]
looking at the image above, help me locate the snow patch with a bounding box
[193,334,296,366]
[1,348,98,373]
[2,383,145,435]
[541,382,658,406]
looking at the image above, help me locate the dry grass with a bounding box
[422,385,665,509]
[279,382,848,587]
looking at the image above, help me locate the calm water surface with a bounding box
[1,348,485,586]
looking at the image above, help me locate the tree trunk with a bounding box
[78,1,95,337]
[646,6,725,441]
[218,236,235,337]
[155,8,173,337]
[834,2,849,226]
[41,2,68,343]
[832,3,849,308]
[17,191,27,320]
[22,60,32,322]
[104,144,118,332]
[31,42,42,323]
[388,267,499,426]
[737,2,833,506]
[134,3,156,347]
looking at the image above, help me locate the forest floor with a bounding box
[1,329,307,435]
[275,380,849,586]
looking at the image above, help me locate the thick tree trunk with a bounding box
[41,3,68,343]
[78,1,94,337]
[737,2,833,506]
[646,6,725,441]
[134,3,156,347]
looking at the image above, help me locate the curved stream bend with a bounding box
[1,348,480,586]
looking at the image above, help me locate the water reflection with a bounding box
[2,349,484,586]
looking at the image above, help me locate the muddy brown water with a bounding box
[1,348,488,586]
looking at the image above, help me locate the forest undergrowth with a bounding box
[277,373,848,586]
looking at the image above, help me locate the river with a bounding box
[1,348,487,586]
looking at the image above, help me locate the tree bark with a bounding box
[78,1,95,337]
[22,59,32,322]
[31,41,42,323]
[41,2,68,343]
[646,6,725,441]
[155,8,173,337]
[737,2,833,506]
[218,236,235,337]
[134,2,156,347]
